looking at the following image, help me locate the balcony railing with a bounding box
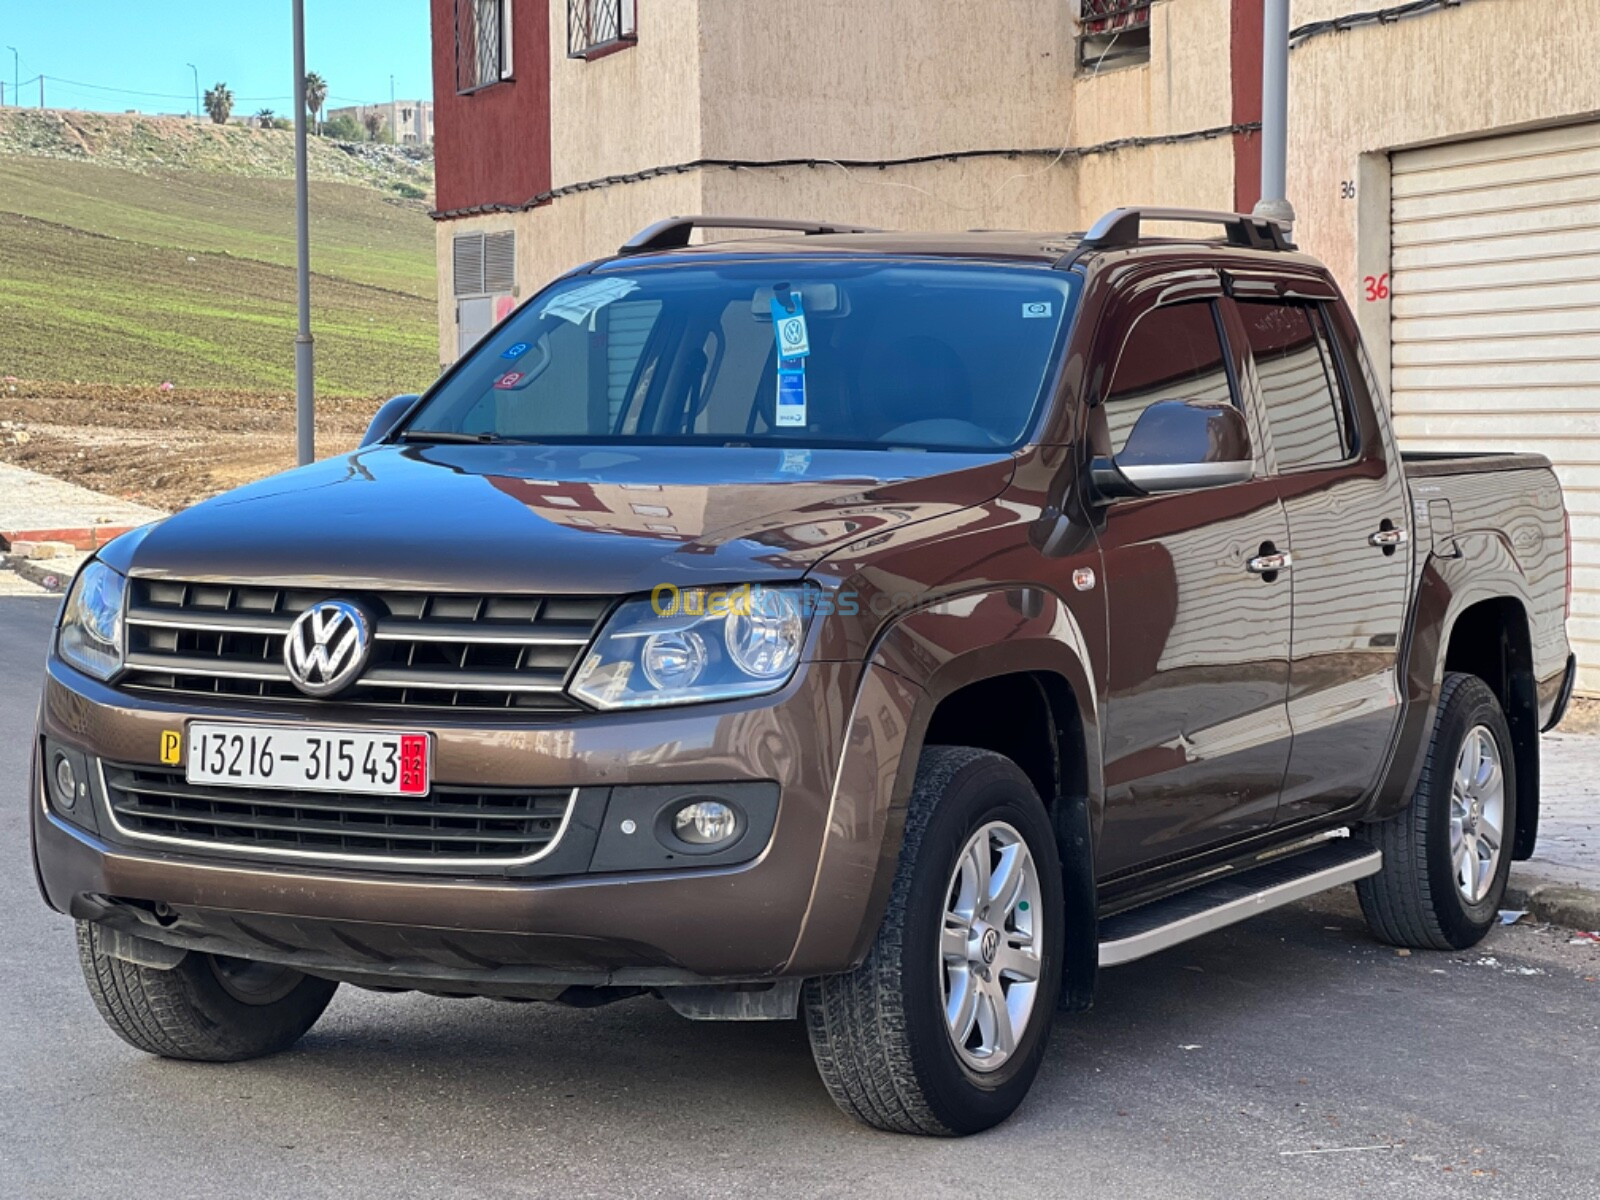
[1079,0,1153,72]
[568,0,638,60]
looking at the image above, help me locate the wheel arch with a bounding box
[1440,596,1539,860]
[853,586,1104,1010]
[1376,567,1540,858]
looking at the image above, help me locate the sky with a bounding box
[0,0,433,116]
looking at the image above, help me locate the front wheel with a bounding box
[802,746,1064,1135]
[77,922,338,1061]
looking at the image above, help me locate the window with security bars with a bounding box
[457,0,514,92]
[568,0,637,60]
[1079,0,1152,73]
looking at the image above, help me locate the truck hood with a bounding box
[104,443,1015,595]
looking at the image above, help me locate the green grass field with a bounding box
[0,155,440,396]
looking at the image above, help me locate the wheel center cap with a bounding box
[979,927,1000,965]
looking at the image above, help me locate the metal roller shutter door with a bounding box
[1391,122,1600,694]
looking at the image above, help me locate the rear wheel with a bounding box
[1357,672,1516,950]
[77,922,338,1061]
[802,746,1064,1135]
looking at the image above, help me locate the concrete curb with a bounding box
[0,525,141,553]
[1505,881,1600,933]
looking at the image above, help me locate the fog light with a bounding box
[672,800,740,846]
[53,755,77,809]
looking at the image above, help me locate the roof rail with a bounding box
[617,215,880,256]
[1072,207,1295,257]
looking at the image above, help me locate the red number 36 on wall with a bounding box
[1363,273,1391,301]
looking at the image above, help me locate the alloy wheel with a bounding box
[940,820,1043,1073]
[1449,724,1506,905]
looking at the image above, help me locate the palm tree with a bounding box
[304,72,328,136]
[255,108,277,131]
[362,110,386,142]
[203,82,233,125]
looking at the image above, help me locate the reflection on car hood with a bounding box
[104,443,1016,594]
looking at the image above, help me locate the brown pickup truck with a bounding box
[31,208,1575,1135]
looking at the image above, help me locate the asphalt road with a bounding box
[2,595,1597,1199]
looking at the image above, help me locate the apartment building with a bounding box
[324,99,435,143]
[430,0,1600,691]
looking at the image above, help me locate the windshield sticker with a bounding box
[775,366,808,428]
[501,341,532,360]
[545,277,640,327]
[494,370,533,391]
[1022,301,1053,319]
[771,295,812,358]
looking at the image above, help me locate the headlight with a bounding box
[57,560,127,681]
[570,584,811,710]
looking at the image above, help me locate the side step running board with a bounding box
[1098,840,1382,967]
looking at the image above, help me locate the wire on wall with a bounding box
[1289,0,1472,47]
[431,121,1263,220]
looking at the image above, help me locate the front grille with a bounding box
[119,580,611,712]
[103,763,575,864]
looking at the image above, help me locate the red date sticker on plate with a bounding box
[399,735,430,795]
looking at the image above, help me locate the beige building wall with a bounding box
[698,0,1074,161]
[547,0,704,184]
[1284,0,1600,372]
[438,0,1245,357]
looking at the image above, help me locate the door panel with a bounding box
[1231,298,1409,821]
[1099,487,1294,874]
[1093,299,1294,876]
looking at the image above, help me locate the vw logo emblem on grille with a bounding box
[284,600,372,697]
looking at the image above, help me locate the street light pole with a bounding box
[390,73,396,144]
[186,63,199,121]
[1252,0,1296,231]
[292,0,315,465]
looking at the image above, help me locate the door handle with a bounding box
[1369,527,1409,548]
[1246,550,1293,575]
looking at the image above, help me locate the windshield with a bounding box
[402,260,1078,452]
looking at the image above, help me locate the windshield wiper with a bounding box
[397,429,514,444]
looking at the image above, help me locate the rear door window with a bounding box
[1237,301,1354,469]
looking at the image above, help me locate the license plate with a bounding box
[185,722,431,796]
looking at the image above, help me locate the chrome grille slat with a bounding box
[372,623,592,645]
[124,653,287,680]
[360,666,567,693]
[103,764,578,866]
[101,774,568,821]
[118,580,609,712]
[126,607,295,635]
[112,803,548,845]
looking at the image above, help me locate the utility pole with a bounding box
[292,0,315,465]
[187,62,199,121]
[390,73,397,144]
[38,75,43,108]
[1252,0,1296,231]
[6,47,17,109]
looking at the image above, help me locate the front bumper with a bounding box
[32,654,918,987]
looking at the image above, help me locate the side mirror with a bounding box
[1091,399,1253,500]
[361,394,421,447]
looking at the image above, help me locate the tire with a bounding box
[1356,672,1517,951]
[802,746,1065,1136]
[77,922,338,1062]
